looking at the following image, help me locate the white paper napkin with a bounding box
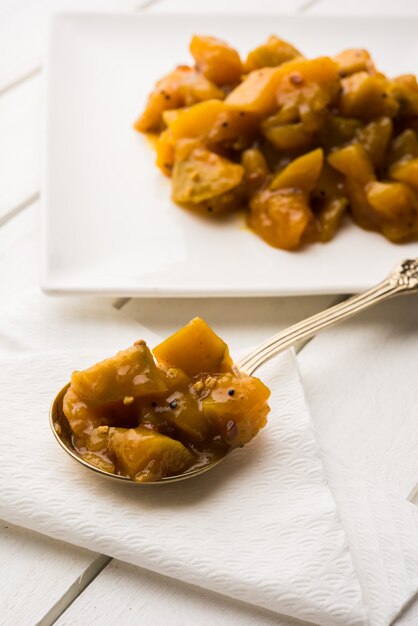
[1,349,368,626]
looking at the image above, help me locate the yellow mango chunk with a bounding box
[225,66,282,115]
[389,157,418,190]
[328,143,375,185]
[274,57,340,115]
[338,71,399,119]
[319,114,363,151]
[155,129,175,176]
[388,129,418,165]
[333,49,375,76]
[167,99,226,140]
[390,75,418,116]
[314,196,348,243]
[143,392,211,443]
[62,387,102,437]
[244,36,302,72]
[71,343,167,405]
[134,66,224,133]
[190,35,242,86]
[270,148,324,192]
[241,148,270,193]
[263,121,314,151]
[153,317,233,377]
[365,181,418,241]
[345,178,377,231]
[248,188,313,250]
[108,426,195,482]
[171,143,244,205]
[202,373,270,447]
[355,117,393,168]
[167,100,258,150]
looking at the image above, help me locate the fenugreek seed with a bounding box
[123,396,134,406]
[205,376,217,389]
[193,380,204,392]
[98,425,109,433]
[289,72,303,86]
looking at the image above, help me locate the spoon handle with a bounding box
[238,259,418,376]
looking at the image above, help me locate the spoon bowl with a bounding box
[50,258,418,485]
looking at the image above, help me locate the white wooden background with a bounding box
[1,1,418,625]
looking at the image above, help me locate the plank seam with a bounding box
[299,0,322,13]
[0,193,40,229]
[0,67,41,99]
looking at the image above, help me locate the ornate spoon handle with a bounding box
[238,259,418,376]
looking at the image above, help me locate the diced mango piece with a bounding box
[190,35,242,86]
[62,387,103,437]
[244,36,302,72]
[389,157,418,190]
[275,57,340,116]
[81,453,115,474]
[206,109,259,149]
[344,178,378,231]
[134,66,224,132]
[388,129,418,165]
[355,117,393,168]
[328,143,375,185]
[156,129,175,176]
[263,121,315,151]
[315,196,348,243]
[338,71,399,119]
[248,188,313,250]
[366,180,418,241]
[167,99,226,140]
[241,148,270,193]
[270,148,323,192]
[144,392,211,443]
[319,114,363,151]
[390,75,418,116]
[167,100,258,150]
[153,317,233,377]
[333,49,375,76]
[225,66,282,115]
[71,344,167,405]
[171,143,244,205]
[202,373,270,447]
[108,426,195,481]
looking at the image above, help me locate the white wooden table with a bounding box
[1,1,418,624]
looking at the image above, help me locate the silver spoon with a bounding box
[50,258,418,485]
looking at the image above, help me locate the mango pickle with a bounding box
[63,318,270,482]
[135,35,418,248]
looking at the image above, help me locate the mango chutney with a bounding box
[62,318,270,482]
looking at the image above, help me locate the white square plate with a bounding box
[43,13,418,296]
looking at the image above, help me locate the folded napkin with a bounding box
[2,288,418,624]
[1,349,367,626]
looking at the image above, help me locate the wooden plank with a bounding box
[306,0,418,14]
[148,0,309,13]
[55,559,307,626]
[0,520,105,626]
[0,75,40,221]
[0,0,145,95]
